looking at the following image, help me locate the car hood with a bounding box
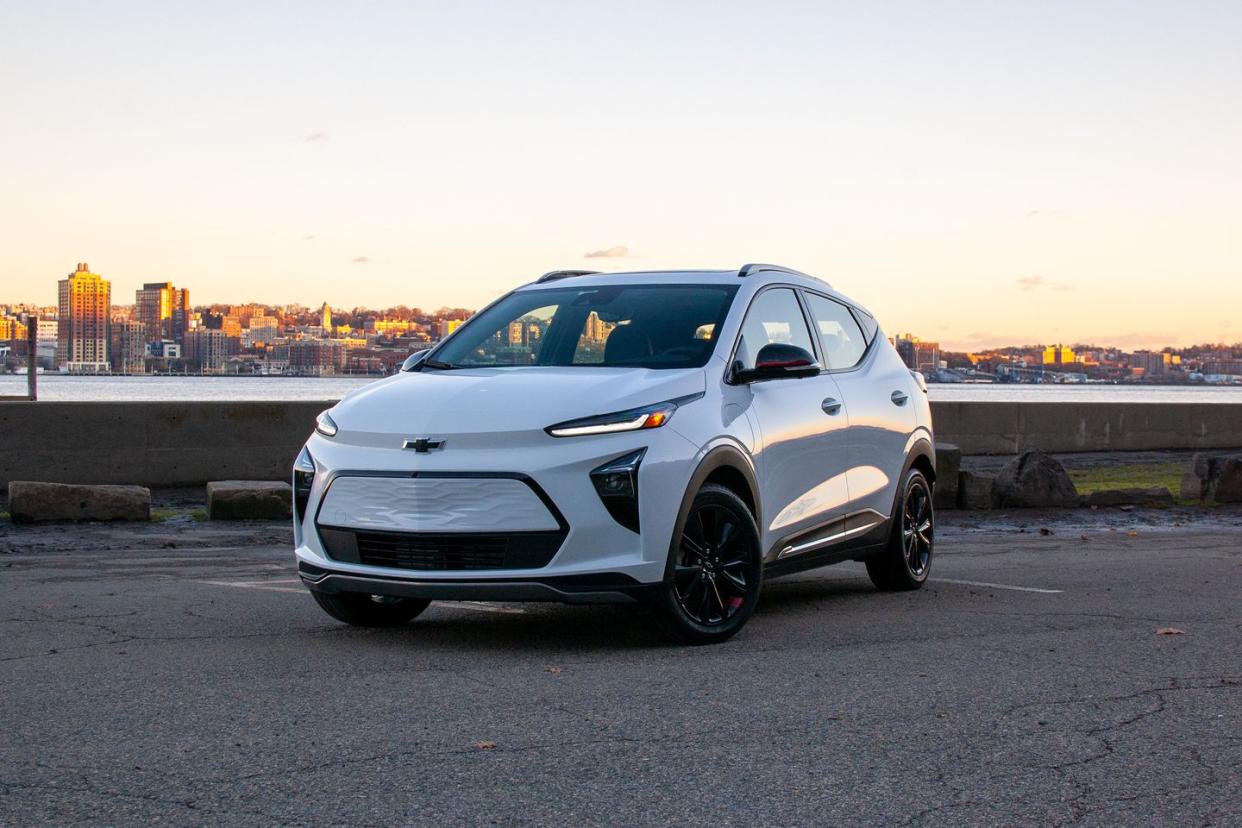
[328,366,706,446]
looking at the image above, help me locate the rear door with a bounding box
[801,291,915,523]
[733,287,852,558]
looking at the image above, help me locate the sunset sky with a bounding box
[2,1,1239,350]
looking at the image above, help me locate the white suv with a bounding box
[294,264,936,643]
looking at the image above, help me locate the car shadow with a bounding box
[304,571,886,652]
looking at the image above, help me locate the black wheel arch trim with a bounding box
[666,444,761,574]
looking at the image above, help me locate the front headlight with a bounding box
[293,446,316,521]
[545,393,703,438]
[315,410,338,438]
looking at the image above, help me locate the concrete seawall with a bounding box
[3,400,1241,488]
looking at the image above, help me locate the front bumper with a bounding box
[293,425,701,599]
[298,560,657,604]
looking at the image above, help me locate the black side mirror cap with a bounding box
[732,343,821,383]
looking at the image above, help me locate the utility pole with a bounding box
[26,316,38,400]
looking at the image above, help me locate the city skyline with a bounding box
[5,258,1242,355]
[2,3,1240,352]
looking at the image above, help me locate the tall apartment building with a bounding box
[58,263,111,371]
[135,282,191,344]
[110,320,148,373]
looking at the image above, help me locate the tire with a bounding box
[311,591,431,627]
[866,467,934,591]
[655,483,763,645]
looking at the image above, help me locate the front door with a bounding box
[802,291,915,522]
[734,287,853,559]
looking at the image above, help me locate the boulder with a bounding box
[933,442,961,510]
[993,449,1079,508]
[207,480,292,520]
[1198,453,1242,504]
[957,470,997,510]
[8,481,150,523]
[1179,471,1204,502]
[1084,487,1174,507]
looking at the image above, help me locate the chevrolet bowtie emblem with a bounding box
[402,437,445,453]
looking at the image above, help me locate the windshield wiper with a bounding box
[420,359,460,371]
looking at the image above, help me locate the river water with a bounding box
[3,374,1241,403]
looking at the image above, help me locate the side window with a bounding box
[804,293,868,369]
[852,307,879,344]
[734,288,816,371]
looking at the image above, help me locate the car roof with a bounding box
[518,264,828,290]
[512,264,875,317]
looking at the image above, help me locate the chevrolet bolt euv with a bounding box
[294,264,936,643]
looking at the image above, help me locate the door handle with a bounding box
[891,390,909,406]
[821,397,842,415]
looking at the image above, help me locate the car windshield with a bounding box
[429,283,739,369]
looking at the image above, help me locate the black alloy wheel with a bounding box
[866,468,934,591]
[902,477,933,577]
[656,484,762,644]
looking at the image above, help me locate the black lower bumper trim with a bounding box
[297,561,656,605]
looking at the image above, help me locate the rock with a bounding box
[957,470,997,510]
[1179,471,1204,502]
[1199,453,1242,504]
[8,481,150,523]
[933,442,961,510]
[207,481,292,520]
[993,449,1079,508]
[1084,487,1174,507]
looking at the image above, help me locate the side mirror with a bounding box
[401,349,430,372]
[732,343,821,383]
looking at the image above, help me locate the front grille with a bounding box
[358,532,508,570]
[318,526,564,571]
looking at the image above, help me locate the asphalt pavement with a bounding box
[2,511,1240,826]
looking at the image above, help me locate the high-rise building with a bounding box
[135,282,191,344]
[110,320,148,373]
[320,302,333,336]
[58,263,111,371]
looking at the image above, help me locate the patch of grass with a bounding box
[150,509,175,523]
[189,508,209,522]
[1068,461,1195,504]
[0,511,9,522]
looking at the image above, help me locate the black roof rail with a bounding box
[737,263,829,287]
[537,269,601,284]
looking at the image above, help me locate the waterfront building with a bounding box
[57,263,111,372]
[135,282,191,344]
[893,333,940,373]
[110,320,148,373]
[1042,344,1077,366]
[1129,350,1168,376]
[184,328,228,371]
[288,339,347,375]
